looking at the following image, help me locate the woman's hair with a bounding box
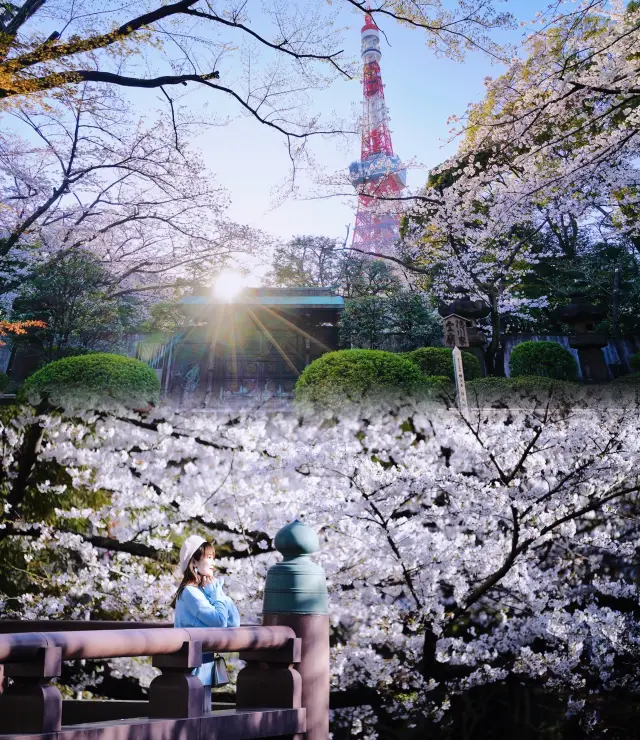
[171,541,215,608]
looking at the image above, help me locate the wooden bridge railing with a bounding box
[0,621,172,633]
[0,625,304,739]
[0,520,330,740]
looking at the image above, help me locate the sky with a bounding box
[171,0,541,253]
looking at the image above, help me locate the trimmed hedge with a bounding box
[466,376,579,405]
[0,371,9,394]
[467,376,576,393]
[611,372,640,385]
[295,349,428,407]
[19,353,160,409]
[466,375,640,408]
[422,375,454,393]
[509,341,578,381]
[404,347,482,381]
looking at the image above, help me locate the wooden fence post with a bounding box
[236,637,302,711]
[149,640,204,718]
[261,520,330,740]
[0,646,62,734]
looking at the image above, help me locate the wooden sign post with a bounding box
[443,314,469,349]
[452,346,468,418]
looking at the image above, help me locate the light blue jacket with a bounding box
[173,579,240,686]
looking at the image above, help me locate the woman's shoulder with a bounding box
[178,581,222,602]
[177,584,203,602]
[183,584,207,595]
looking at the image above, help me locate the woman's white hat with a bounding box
[179,535,207,574]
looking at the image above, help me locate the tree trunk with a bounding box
[611,262,626,372]
[611,263,621,340]
[485,292,503,376]
[421,622,438,682]
[0,402,48,515]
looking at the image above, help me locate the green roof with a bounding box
[181,295,344,308]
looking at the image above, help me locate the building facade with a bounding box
[139,287,344,408]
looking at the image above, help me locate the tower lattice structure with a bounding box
[349,13,406,257]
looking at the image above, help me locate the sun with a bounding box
[213,270,247,302]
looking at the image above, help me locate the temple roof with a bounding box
[181,287,344,310]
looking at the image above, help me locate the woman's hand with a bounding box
[200,573,215,588]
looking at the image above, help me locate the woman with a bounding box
[172,535,240,712]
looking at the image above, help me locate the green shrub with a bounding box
[404,347,482,381]
[295,349,427,407]
[422,375,454,392]
[629,353,640,373]
[509,341,578,381]
[33,347,99,373]
[467,376,575,393]
[0,371,9,393]
[19,353,160,410]
[605,373,640,406]
[467,376,579,406]
[611,372,640,384]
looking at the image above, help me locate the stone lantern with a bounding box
[556,293,609,383]
[438,296,490,374]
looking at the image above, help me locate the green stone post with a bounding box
[263,520,329,740]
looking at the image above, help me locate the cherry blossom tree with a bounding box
[426,0,640,236]
[397,0,640,373]
[3,394,640,735]
[454,0,640,219]
[0,86,259,297]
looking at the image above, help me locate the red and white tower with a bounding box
[349,13,406,256]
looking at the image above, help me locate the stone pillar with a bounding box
[261,520,329,740]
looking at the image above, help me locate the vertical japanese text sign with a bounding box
[452,346,468,417]
[443,314,469,349]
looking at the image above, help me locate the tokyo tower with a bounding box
[349,13,406,256]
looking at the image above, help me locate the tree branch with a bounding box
[0,69,220,99]
[2,0,200,70]
[184,8,351,79]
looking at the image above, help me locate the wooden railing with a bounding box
[0,621,172,633]
[0,625,306,740]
